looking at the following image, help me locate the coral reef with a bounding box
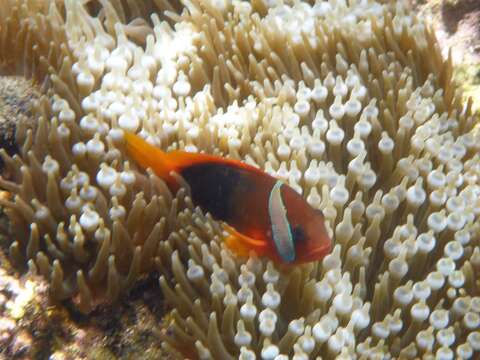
[0,0,479,359]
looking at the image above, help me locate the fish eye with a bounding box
[292,225,305,243]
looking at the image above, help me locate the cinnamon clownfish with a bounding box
[123,131,332,264]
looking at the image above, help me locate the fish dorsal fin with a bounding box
[167,150,226,169]
[268,181,295,263]
[167,150,266,176]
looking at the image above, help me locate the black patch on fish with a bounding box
[292,225,305,243]
[180,162,252,222]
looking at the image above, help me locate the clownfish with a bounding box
[123,131,332,264]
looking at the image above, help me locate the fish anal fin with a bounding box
[224,224,268,257]
[225,235,251,257]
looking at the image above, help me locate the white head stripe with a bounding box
[268,181,295,263]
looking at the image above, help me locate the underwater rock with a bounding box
[0,76,40,171]
[0,248,170,359]
[411,0,480,111]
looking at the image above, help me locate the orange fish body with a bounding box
[124,131,332,264]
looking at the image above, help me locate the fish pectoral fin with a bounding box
[223,224,268,257]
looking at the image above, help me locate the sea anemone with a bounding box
[0,0,479,358]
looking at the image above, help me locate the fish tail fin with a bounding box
[123,131,177,185]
